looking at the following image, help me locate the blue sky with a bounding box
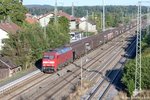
[23,0,140,6]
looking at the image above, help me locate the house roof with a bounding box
[0,55,17,69]
[38,12,54,20]
[0,22,21,34]
[25,13,38,24]
[58,10,76,21]
[88,20,96,25]
[25,17,38,24]
[37,11,80,22]
[80,17,86,21]
[76,18,81,23]
[80,19,96,25]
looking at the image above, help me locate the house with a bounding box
[25,13,38,24]
[38,13,54,27]
[0,55,21,79]
[0,22,21,50]
[79,17,97,33]
[0,22,21,80]
[0,29,8,50]
[38,11,78,30]
[58,10,77,30]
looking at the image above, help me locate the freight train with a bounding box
[42,18,147,73]
[42,47,73,72]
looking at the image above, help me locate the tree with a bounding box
[1,20,70,70]
[58,16,70,33]
[0,0,27,25]
[122,30,150,96]
[89,12,102,32]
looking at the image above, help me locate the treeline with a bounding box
[0,0,27,25]
[26,5,147,17]
[122,28,150,96]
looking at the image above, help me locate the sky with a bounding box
[23,0,141,6]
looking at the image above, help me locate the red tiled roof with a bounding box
[0,22,21,34]
[76,18,81,23]
[0,55,17,69]
[25,17,38,24]
[25,13,38,24]
[58,11,76,21]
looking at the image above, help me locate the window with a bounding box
[44,55,55,60]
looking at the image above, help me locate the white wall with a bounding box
[0,29,9,50]
[39,14,54,27]
[79,21,97,32]
[69,21,76,30]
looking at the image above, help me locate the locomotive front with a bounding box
[42,52,57,72]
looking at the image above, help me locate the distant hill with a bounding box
[25,5,54,15]
[24,5,147,17]
[25,5,53,9]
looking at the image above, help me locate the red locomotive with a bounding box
[42,47,73,72]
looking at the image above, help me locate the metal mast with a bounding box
[101,12,103,30]
[72,2,74,17]
[86,10,89,37]
[147,7,150,35]
[102,0,105,31]
[134,1,142,96]
[54,0,58,25]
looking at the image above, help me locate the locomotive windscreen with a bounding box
[43,55,55,60]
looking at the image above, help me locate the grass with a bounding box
[114,90,150,100]
[143,47,150,57]
[0,66,37,86]
[69,80,94,100]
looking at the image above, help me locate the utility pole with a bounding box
[134,1,150,96]
[86,10,89,37]
[134,1,142,96]
[102,0,105,31]
[72,2,74,17]
[101,12,103,30]
[54,0,58,25]
[44,19,46,39]
[80,57,83,92]
[121,9,124,25]
[147,7,150,35]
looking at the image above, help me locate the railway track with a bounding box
[22,37,123,100]
[100,40,136,100]
[51,31,136,99]
[33,30,136,100]
[0,31,121,100]
[0,26,136,100]
[82,36,136,100]
[36,41,124,100]
[52,46,125,99]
